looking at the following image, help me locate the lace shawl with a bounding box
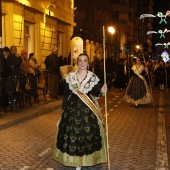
[131,64,145,74]
[66,70,99,94]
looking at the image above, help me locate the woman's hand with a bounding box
[101,83,108,94]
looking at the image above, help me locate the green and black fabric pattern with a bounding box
[56,94,102,156]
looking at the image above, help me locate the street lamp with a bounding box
[108,26,115,43]
[108,26,115,57]
[135,44,145,62]
[108,26,115,35]
[136,45,140,50]
[135,45,140,58]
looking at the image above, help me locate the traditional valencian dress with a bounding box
[53,70,107,167]
[124,64,152,105]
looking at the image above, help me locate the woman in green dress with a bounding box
[53,53,108,170]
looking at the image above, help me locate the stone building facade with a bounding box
[1,0,75,69]
[74,0,154,61]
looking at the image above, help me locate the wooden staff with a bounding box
[127,51,131,83]
[103,26,111,170]
[141,50,154,107]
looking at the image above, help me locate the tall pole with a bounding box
[141,48,154,107]
[127,50,130,81]
[103,26,110,170]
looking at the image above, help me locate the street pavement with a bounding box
[0,87,170,170]
[164,89,170,168]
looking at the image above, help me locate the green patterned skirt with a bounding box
[53,94,107,167]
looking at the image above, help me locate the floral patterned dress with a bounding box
[53,70,107,167]
[124,64,152,105]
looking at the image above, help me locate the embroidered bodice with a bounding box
[66,70,99,94]
[131,64,145,74]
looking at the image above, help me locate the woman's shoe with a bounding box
[76,167,81,170]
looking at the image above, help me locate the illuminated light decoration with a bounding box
[161,51,170,63]
[139,10,170,24]
[147,28,170,38]
[139,14,156,19]
[155,42,170,48]
[156,11,170,24]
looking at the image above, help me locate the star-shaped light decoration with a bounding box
[161,51,170,63]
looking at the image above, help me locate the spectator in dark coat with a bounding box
[44,47,60,98]
[2,46,11,78]
[114,58,129,90]
[154,60,166,91]
[94,59,104,84]
[0,47,11,108]
[106,56,115,89]
[7,46,22,76]
[63,57,68,65]
[2,46,10,59]
[59,55,65,66]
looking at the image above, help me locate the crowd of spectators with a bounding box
[1,46,42,78]
[1,46,170,111]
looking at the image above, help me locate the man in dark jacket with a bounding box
[2,46,11,78]
[7,46,22,76]
[5,46,22,105]
[44,47,60,98]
